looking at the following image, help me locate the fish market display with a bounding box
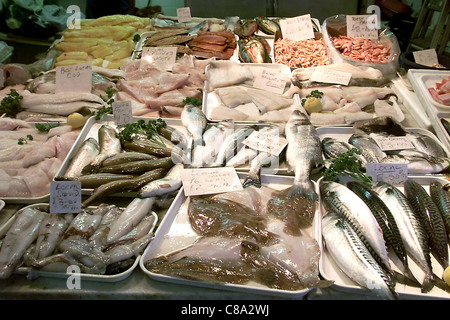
[274,37,330,68]
[0,119,79,198]
[0,202,156,278]
[188,31,237,60]
[428,77,450,106]
[331,36,391,63]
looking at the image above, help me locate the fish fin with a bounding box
[393,269,422,288]
[242,175,261,189]
[421,273,435,293]
[288,180,318,202]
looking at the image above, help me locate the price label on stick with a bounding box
[181,167,243,196]
[279,14,315,41]
[372,135,415,151]
[346,15,379,39]
[142,47,177,71]
[253,69,287,94]
[310,68,352,85]
[243,129,288,156]
[413,48,439,67]
[50,181,82,214]
[366,163,408,185]
[55,63,92,93]
[113,101,133,126]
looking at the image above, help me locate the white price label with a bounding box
[346,15,379,39]
[413,48,439,67]
[253,69,288,94]
[372,135,415,151]
[310,68,352,85]
[113,101,133,126]
[50,181,82,214]
[55,63,92,93]
[279,14,315,41]
[177,7,192,23]
[366,163,408,185]
[243,129,288,156]
[181,167,243,196]
[142,47,177,71]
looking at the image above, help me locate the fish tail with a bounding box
[288,179,318,201]
[242,174,261,189]
[402,265,423,288]
[421,273,435,293]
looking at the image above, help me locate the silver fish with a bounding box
[322,212,398,300]
[82,125,122,174]
[381,152,450,174]
[320,180,391,273]
[405,132,448,158]
[348,133,387,163]
[225,147,258,167]
[321,137,367,164]
[139,163,183,198]
[64,138,100,178]
[430,180,450,243]
[242,152,278,188]
[285,110,323,200]
[374,182,434,293]
[181,104,207,149]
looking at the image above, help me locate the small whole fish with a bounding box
[406,132,448,159]
[322,212,398,300]
[157,125,189,150]
[429,180,450,243]
[381,152,450,174]
[321,137,367,164]
[64,138,100,178]
[100,152,157,167]
[348,133,387,163]
[55,173,136,189]
[82,125,122,174]
[242,152,278,188]
[181,104,207,149]
[98,157,174,175]
[140,163,183,198]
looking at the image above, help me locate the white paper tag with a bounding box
[50,181,82,214]
[142,47,177,71]
[55,63,92,93]
[310,68,352,85]
[346,15,379,39]
[242,129,288,156]
[253,68,288,94]
[112,101,133,126]
[181,167,243,196]
[413,48,439,67]
[372,135,415,151]
[366,163,408,185]
[279,14,315,41]
[177,7,192,23]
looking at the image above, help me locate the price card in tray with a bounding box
[181,167,243,197]
[50,181,82,214]
[366,163,408,185]
[372,135,415,151]
[55,63,92,93]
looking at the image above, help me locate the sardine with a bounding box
[322,212,398,300]
[81,168,167,208]
[98,157,174,174]
[430,180,450,243]
[64,138,100,178]
[243,152,278,188]
[140,163,183,198]
[82,125,122,174]
[181,104,207,149]
[320,180,391,274]
[374,182,434,293]
[348,133,387,163]
[100,152,157,167]
[55,173,136,189]
[404,180,449,269]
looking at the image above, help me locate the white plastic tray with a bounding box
[13,203,157,282]
[139,173,322,298]
[408,69,450,112]
[318,175,450,299]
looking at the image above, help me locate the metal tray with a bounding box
[12,203,157,282]
[318,175,450,299]
[139,173,321,298]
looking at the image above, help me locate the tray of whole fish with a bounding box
[318,175,450,299]
[202,60,298,123]
[317,116,450,176]
[0,118,80,204]
[54,115,186,207]
[0,201,158,282]
[139,172,330,298]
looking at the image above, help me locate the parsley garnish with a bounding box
[301,90,323,107]
[117,119,167,145]
[93,86,117,120]
[18,134,33,145]
[0,89,23,117]
[35,122,61,132]
[183,97,202,106]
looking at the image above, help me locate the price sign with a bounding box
[310,68,352,85]
[413,48,439,67]
[142,47,177,71]
[346,15,379,39]
[177,7,192,23]
[279,14,315,41]
[181,167,243,196]
[372,135,415,151]
[242,128,288,156]
[50,181,82,214]
[55,63,92,93]
[366,163,408,185]
[112,101,133,126]
[253,69,288,94]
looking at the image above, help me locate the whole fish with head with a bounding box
[181,104,207,149]
[140,163,183,198]
[404,179,449,269]
[348,133,387,163]
[64,138,100,178]
[55,173,136,189]
[381,151,450,174]
[320,180,392,274]
[100,152,157,167]
[405,132,448,159]
[322,212,398,300]
[82,125,122,175]
[98,157,174,175]
[321,137,367,164]
[430,180,450,243]
[374,182,434,293]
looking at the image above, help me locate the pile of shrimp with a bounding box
[274,38,330,68]
[331,36,391,63]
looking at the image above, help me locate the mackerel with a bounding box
[374,182,434,293]
[322,212,398,300]
[348,133,387,163]
[429,180,450,243]
[320,180,391,274]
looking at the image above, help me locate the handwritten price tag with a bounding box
[346,15,379,39]
[253,69,288,94]
[181,167,243,196]
[372,135,415,151]
[279,14,315,41]
[50,181,82,214]
[242,128,288,156]
[112,101,133,126]
[366,163,408,185]
[310,68,352,85]
[413,48,439,67]
[177,7,192,23]
[55,63,92,93]
[142,47,177,71]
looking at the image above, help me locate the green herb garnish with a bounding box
[18,134,33,145]
[323,148,373,186]
[35,122,61,132]
[183,97,202,107]
[93,86,117,120]
[0,89,23,117]
[117,119,167,144]
[133,34,141,42]
[301,90,323,107]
